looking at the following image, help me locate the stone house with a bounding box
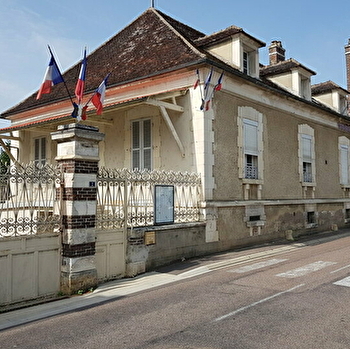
[1,7,350,283]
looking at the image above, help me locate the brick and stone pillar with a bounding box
[51,124,105,294]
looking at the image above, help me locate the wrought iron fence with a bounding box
[96,168,202,229]
[0,163,61,238]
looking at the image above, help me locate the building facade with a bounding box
[1,8,350,263]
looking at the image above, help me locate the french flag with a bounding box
[193,69,200,89]
[92,74,109,115]
[204,68,213,92]
[215,71,224,91]
[75,48,87,103]
[36,47,64,100]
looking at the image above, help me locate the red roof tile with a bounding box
[195,26,265,48]
[260,58,316,77]
[311,80,349,95]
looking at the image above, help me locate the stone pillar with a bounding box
[51,124,105,295]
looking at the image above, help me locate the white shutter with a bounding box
[143,119,152,170]
[341,145,349,185]
[132,119,152,170]
[244,119,258,156]
[302,134,312,162]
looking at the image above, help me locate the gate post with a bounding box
[51,124,105,295]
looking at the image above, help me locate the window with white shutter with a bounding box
[298,124,315,185]
[132,119,152,170]
[243,119,259,179]
[339,137,350,186]
[34,137,46,166]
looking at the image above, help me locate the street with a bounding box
[2,231,350,348]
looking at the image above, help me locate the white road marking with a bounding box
[214,284,304,322]
[230,259,288,273]
[276,261,336,278]
[330,264,350,274]
[334,276,350,287]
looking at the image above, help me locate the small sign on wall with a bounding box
[154,185,174,225]
[145,231,156,245]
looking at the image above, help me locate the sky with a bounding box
[1,0,350,126]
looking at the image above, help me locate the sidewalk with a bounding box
[1,229,349,331]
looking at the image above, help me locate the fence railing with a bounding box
[0,163,61,238]
[0,165,202,237]
[96,168,202,229]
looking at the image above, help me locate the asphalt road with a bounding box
[2,232,350,348]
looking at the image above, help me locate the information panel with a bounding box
[154,185,174,225]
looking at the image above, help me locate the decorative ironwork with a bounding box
[97,168,202,229]
[303,170,313,183]
[245,164,258,179]
[0,163,61,238]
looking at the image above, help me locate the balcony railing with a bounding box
[245,164,258,179]
[303,171,313,183]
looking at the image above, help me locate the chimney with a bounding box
[345,39,350,92]
[269,41,285,65]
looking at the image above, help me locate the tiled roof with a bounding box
[2,8,207,117]
[311,80,349,95]
[260,58,316,77]
[195,26,265,48]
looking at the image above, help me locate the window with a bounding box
[244,119,259,179]
[242,50,257,76]
[340,145,349,185]
[301,135,312,182]
[243,51,249,74]
[132,119,152,170]
[34,137,46,166]
[307,211,316,225]
[345,208,350,221]
[238,107,264,182]
[300,76,310,99]
[339,137,350,186]
[298,125,315,185]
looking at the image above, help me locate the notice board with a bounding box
[154,185,174,224]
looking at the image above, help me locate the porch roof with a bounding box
[0,96,148,133]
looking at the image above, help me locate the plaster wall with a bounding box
[98,98,196,173]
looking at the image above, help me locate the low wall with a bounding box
[126,223,217,275]
[0,234,60,306]
[216,200,348,249]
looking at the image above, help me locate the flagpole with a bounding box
[47,45,75,106]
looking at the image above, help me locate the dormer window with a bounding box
[261,41,316,101]
[300,74,311,100]
[196,27,265,79]
[240,43,259,78]
[311,81,349,115]
[242,47,258,77]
